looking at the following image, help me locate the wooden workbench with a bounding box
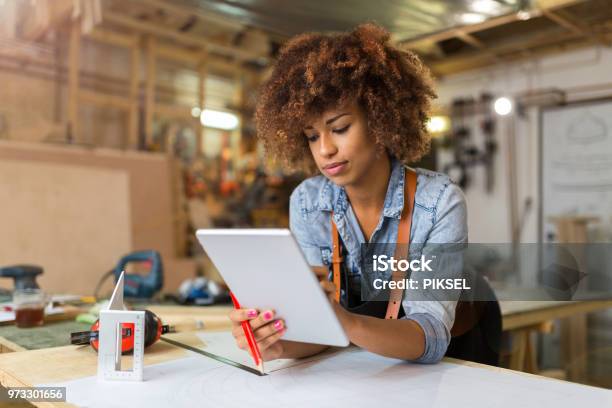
[0,305,233,353]
[0,305,233,408]
[1,302,612,407]
[500,300,612,331]
[2,301,611,387]
[499,300,612,379]
[1,331,610,408]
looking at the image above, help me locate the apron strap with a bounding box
[331,168,417,318]
[385,169,416,319]
[331,215,343,303]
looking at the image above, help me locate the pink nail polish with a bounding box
[274,320,283,331]
[247,309,257,318]
[263,311,273,321]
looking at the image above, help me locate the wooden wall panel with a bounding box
[0,141,187,295]
[0,159,131,294]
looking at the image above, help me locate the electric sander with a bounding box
[0,265,43,290]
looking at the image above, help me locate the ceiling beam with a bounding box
[85,27,244,76]
[540,8,611,47]
[400,0,586,50]
[101,11,267,64]
[428,29,611,76]
[88,28,139,49]
[455,30,486,49]
[400,13,522,48]
[128,0,244,33]
[541,9,584,35]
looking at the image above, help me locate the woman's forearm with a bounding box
[346,314,425,360]
[279,340,329,359]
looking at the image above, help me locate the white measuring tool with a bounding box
[97,271,145,381]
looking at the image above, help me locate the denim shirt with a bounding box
[289,158,468,363]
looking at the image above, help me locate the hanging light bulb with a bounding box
[494,97,513,116]
[426,116,451,135]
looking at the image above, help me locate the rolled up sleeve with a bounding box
[402,182,468,364]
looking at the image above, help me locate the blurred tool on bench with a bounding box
[0,265,43,292]
[94,250,164,300]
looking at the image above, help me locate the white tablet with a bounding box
[196,228,349,347]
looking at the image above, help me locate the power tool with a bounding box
[115,250,163,298]
[70,310,173,353]
[0,265,43,290]
[94,250,163,299]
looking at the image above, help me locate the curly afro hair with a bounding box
[255,22,436,173]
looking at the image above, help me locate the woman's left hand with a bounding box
[311,267,356,334]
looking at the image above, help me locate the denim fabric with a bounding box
[289,158,468,363]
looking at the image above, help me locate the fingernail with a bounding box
[273,320,283,331]
[263,311,273,321]
[247,309,257,318]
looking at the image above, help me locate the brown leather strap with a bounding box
[331,168,417,317]
[331,217,342,303]
[385,169,417,319]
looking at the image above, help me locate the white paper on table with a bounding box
[40,348,612,408]
[192,330,345,372]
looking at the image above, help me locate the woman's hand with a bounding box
[311,266,335,301]
[311,266,356,335]
[228,308,286,361]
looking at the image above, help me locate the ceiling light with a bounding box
[200,109,240,130]
[471,0,502,15]
[516,10,532,20]
[494,97,513,116]
[459,13,487,25]
[426,116,451,135]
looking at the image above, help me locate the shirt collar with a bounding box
[318,157,405,219]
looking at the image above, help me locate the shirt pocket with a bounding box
[320,246,332,266]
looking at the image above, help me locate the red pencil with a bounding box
[229,291,264,374]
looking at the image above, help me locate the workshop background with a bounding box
[1,0,611,390]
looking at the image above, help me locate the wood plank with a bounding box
[146,305,232,332]
[79,89,131,110]
[197,54,207,156]
[144,36,157,149]
[0,343,188,387]
[128,39,141,149]
[541,9,611,47]
[150,44,239,76]
[561,314,588,382]
[87,28,138,49]
[508,330,528,371]
[156,44,202,65]
[129,0,244,32]
[0,141,178,293]
[67,18,81,142]
[501,300,612,331]
[0,306,231,387]
[154,103,193,120]
[0,337,27,353]
[455,30,486,49]
[102,12,266,63]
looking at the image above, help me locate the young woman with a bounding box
[229,23,467,364]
